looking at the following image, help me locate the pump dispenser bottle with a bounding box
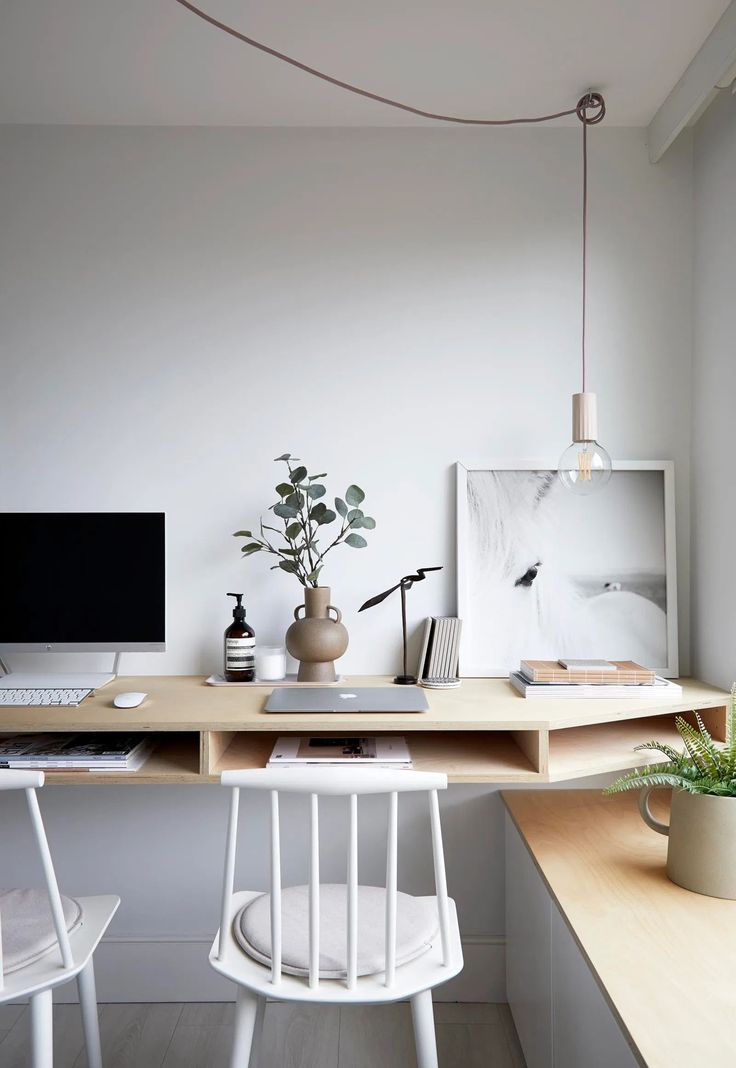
[224,593,256,682]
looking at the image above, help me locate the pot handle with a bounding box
[293,605,305,621]
[638,787,670,836]
[327,605,342,624]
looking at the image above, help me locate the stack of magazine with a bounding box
[509,660,682,699]
[417,617,463,688]
[0,733,154,771]
[268,736,412,769]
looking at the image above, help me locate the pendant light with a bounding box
[557,92,612,495]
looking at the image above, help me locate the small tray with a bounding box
[205,674,345,687]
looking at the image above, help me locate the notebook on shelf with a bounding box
[509,672,682,699]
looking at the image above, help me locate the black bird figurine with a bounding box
[359,567,443,684]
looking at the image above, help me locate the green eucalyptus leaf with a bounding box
[344,532,367,548]
[347,508,364,521]
[285,522,302,540]
[275,482,292,498]
[290,465,308,485]
[308,473,327,480]
[274,453,292,462]
[233,530,252,537]
[240,543,262,555]
[279,548,299,557]
[335,497,348,518]
[310,502,327,519]
[285,491,304,510]
[360,516,376,530]
[273,503,298,520]
[307,567,323,583]
[316,509,336,525]
[307,484,326,500]
[279,560,300,574]
[345,485,365,506]
[349,517,365,528]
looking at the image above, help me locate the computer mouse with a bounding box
[113,691,148,709]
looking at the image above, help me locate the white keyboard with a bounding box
[0,688,93,707]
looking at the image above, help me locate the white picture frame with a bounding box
[456,460,679,678]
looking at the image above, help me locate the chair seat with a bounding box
[0,888,83,974]
[233,884,439,979]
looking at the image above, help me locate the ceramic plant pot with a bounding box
[285,586,349,683]
[639,787,736,899]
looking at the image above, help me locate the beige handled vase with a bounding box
[639,787,736,899]
[285,586,349,683]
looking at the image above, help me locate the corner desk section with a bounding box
[0,676,727,785]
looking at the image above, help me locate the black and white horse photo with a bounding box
[460,468,670,676]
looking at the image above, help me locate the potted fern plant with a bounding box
[604,684,736,899]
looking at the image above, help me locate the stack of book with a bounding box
[509,660,682,699]
[417,617,463,688]
[268,736,412,769]
[0,733,154,771]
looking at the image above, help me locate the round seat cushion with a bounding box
[233,883,439,979]
[0,888,83,974]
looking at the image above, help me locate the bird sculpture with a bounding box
[359,567,443,684]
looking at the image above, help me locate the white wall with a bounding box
[0,125,694,999]
[692,90,736,689]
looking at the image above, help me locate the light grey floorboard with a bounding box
[74,1002,182,1068]
[0,1004,85,1068]
[160,1025,233,1068]
[0,1001,525,1068]
[0,1004,26,1030]
[260,1003,339,1068]
[338,1004,418,1068]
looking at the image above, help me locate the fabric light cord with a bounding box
[172,1,605,384]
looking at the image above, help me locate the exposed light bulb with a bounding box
[558,392,612,496]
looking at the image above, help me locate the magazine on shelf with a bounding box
[0,733,153,770]
[268,736,412,768]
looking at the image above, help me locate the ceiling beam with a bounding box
[647,0,736,163]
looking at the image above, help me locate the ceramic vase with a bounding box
[639,787,736,899]
[285,586,349,683]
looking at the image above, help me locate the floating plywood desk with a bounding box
[0,676,727,785]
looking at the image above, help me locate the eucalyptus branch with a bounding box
[234,453,376,588]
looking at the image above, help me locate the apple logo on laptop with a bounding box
[339,693,357,699]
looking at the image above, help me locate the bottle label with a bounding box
[225,637,256,672]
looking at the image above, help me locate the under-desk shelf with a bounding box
[0,675,728,785]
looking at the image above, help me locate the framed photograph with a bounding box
[456,460,678,678]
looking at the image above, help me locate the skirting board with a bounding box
[49,935,506,1004]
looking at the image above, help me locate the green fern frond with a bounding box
[604,770,689,795]
[675,716,721,775]
[634,740,682,763]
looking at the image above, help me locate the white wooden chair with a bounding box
[0,770,119,1068]
[210,766,463,1068]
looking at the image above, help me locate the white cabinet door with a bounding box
[505,815,553,1068]
[551,907,640,1068]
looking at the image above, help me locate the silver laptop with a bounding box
[264,686,429,714]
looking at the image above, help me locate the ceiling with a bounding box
[0,0,730,126]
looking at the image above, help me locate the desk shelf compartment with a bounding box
[0,732,202,785]
[546,706,728,783]
[205,729,543,783]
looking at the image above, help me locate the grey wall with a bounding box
[692,91,736,689]
[0,125,694,997]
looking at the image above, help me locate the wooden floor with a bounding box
[0,1001,526,1067]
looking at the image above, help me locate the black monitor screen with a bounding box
[0,513,165,647]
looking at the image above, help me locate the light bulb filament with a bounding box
[578,449,592,481]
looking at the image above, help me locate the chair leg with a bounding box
[410,990,439,1068]
[230,987,260,1068]
[248,996,266,1068]
[30,989,54,1068]
[77,958,103,1068]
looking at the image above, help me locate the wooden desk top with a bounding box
[0,675,726,733]
[502,789,736,1068]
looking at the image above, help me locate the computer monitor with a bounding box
[0,512,166,653]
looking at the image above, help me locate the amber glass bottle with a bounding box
[224,592,255,682]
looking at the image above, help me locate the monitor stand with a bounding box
[0,652,121,690]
